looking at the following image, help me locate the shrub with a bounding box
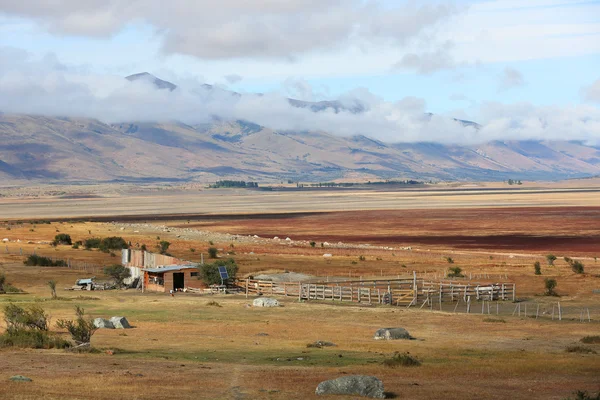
[563,391,600,400]
[198,259,238,285]
[23,255,66,267]
[534,261,541,275]
[141,244,147,251]
[565,345,596,354]
[190,248,196,252]
[72,243,80,249]
[0,329,70,349]
[48,280,57,299]
[382,352,421,367]
[447,266,464,278]
[208,247,218,258]
[310,241,316,248]
[483,318,506,323]
[0,272,5,292]
[157,240,171,255]
[56,306,98,346]
[358,255,366,261]
[546,254,557,266]
[445,256,454,264]
[84,237,102,249]
[580,335,600,344]
[544,278,558,296]
[53,233,72,246]
[100,237,128,252]
[570,260,585,274]
[206,301,222,307]
[103,264,131,287]
[4,303,49,334]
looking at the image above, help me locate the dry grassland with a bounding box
[0,188,599,399]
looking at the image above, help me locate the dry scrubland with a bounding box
[0,186,599,399]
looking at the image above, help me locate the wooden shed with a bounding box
[143,265,205,293]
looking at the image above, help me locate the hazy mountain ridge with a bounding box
[1,113,599,184]
[1,73,599,183]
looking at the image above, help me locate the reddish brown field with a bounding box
[181,207,600,254]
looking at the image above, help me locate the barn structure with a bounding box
[143,265,205,293]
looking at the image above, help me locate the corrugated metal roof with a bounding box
[143,265,197,273]
[76,278,94,285]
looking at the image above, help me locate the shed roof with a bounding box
[143,265,197,273]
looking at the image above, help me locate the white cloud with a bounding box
[0,48,599,146]
[224,74,243,84]
[582,78,600,103]
[498,67,524,91]
[393,41,457,74]
[0,0,457,60]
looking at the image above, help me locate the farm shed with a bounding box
[143,265,205,293]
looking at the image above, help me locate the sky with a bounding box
[0,0,599,144]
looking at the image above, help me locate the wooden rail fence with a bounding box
[239,274,516,307]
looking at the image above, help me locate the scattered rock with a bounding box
[316,375,385,398]
[10,375,32,382]
[93,318,115,329]
[253,298,280,307]
[110,316,132,329]
[373,328,411,340]
[323,254,333,258]
[307,340,337,348]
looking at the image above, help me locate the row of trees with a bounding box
[208,180,259,188]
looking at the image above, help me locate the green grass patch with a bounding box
[566,345,597,354]
[382,352,421,367]
[483,317,506,323]
[580,335,600,344]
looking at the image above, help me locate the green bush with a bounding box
[565,345,596,354]
[546,254,557,266]
[157,240,171,255]
[563,391,600,400]
[103,264,131,287]
[447,266,464,278]
[208,247,218,258]
[198,259,238,285]
[0,329,70,349]
[23,254,66,267]
[483,318,506,323]
[580,335,600,344]
[53,233,72,246]
[570,260,585,274]
[310,241,316,247]
[56,306,98,346]
[84,237,102,249]
[84,237,128,252]
[534,261,541,275]
[0,303,69,349]
[445,256,454,264]
[544,278,558,296]
[382,352,421,367]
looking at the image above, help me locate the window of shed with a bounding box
[191,272,198,277]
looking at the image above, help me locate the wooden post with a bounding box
[587,308,591,322]
[552,304,555,320]
[496,302,499,315]
[481,301,485,314]
[536,304,539,319]
[467,297,471,313]
[558,302,562,321]
[246,278,249,298]
[298,282,302,301]
[453,298,460,313]
[368,288,371,304]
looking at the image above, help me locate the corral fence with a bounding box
[3,245,105,275]
[239,274,516,307]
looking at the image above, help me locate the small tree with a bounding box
[53,234,72,246]
[56,306,98,346]
[571,260,585,274]
[534,261,541,275]
[546,254,556,266]
[157,240,171,255]
[544,278,558,296]
[0,272,5,293]
[198,259,238,285]
[447,266,464,278]
[208,247,218,258]
[310,241,316,248]
[47,280,57,299]
[103,264,131,288]
[445,257,454,264]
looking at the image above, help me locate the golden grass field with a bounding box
[0,184,599,399]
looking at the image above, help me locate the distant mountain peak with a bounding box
[125,72,177,91]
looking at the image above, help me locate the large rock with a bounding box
[93,318,115,329]
[373,328,411,340]
[316,375,385,398]
[109,316,132,329]
[253,297,280,307]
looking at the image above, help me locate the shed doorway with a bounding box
[173,272,185,291]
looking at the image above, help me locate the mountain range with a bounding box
[1,73,599,184]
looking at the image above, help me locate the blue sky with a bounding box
[0,0,599,143]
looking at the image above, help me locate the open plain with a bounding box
[1,183,599,399]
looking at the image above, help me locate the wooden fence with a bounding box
[239,274,516,307]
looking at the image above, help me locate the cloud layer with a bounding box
[0,0,456,60]
[0,48,599,146]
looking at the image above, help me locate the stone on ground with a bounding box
[253,297,280,307]
[373,328,411,340]
[109,316,132,329]
[93,318,115,329]
[10,375,32,382]
[307,340,337,348]
[315,375,385,398]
